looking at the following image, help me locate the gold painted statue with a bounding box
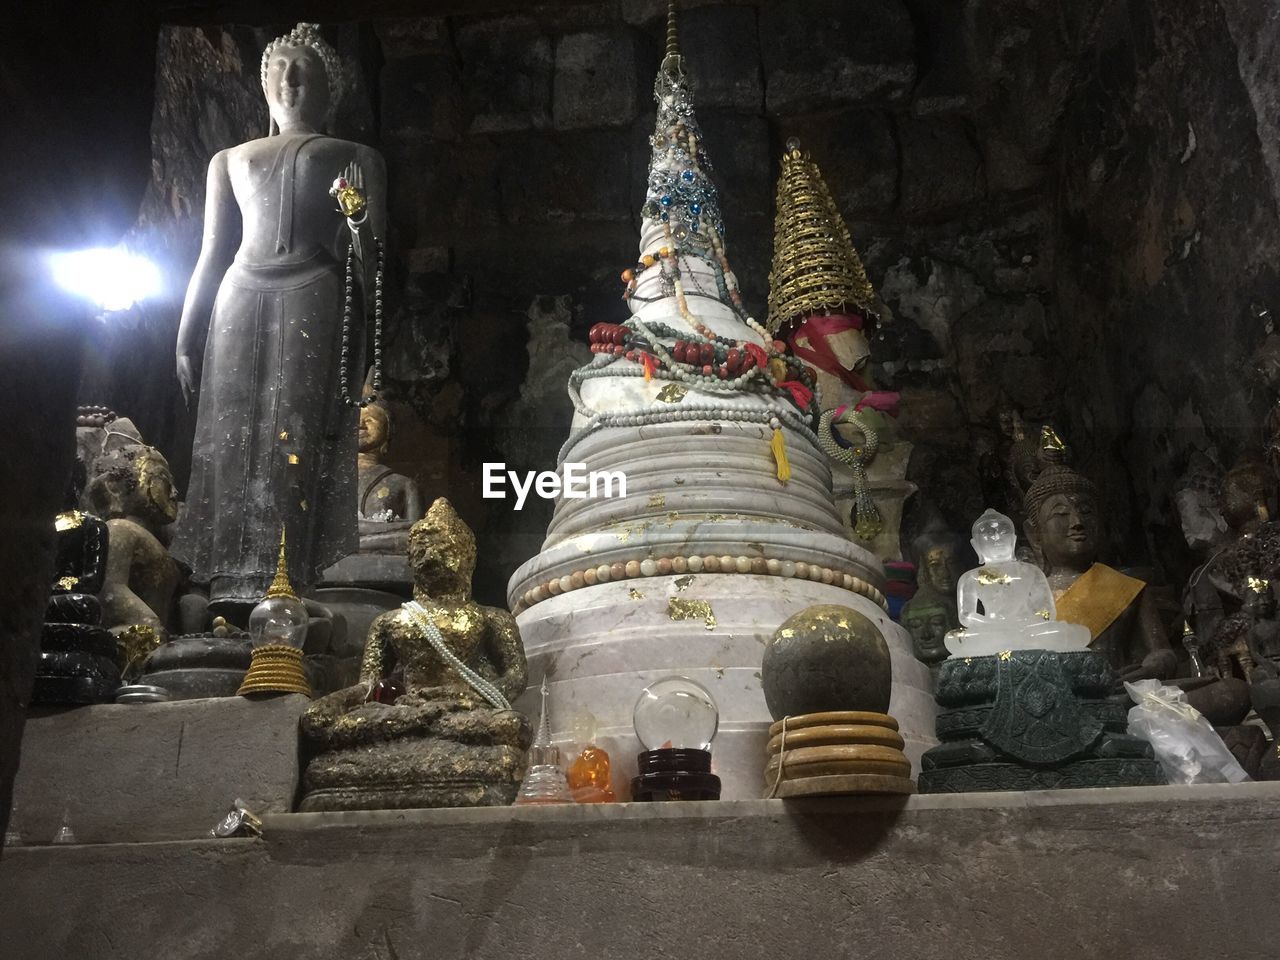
[299,498,531,810]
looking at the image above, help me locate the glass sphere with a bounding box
[247,594,308,649]
[632,676,719,751]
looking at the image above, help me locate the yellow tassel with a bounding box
[771,427,791,484]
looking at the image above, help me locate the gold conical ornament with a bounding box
[766,139,878,336]
[264,528,299,600]
[238,527,312,698]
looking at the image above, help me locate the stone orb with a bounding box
[762,604,891,721]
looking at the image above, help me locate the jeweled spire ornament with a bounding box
[506,0,938,798]
[238,529,313,698]
[513,677,573,804]
[767,139,877,336]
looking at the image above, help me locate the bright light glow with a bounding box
[48,247,163,312]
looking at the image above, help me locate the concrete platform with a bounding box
[3,783,1279,959]
[11,694,307,844]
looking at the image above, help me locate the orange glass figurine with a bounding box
[567,713,616,803]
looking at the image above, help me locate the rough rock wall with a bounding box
[88,1,1126,602]
[1,0,156,848]
[1054,0,1280,579]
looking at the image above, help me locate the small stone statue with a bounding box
[300,498,531,810]
[902,520,965,665]
[1023,443,1178,681]
[172,22,387,617]
[901,591,954,666]
[84,445,181,641]
[944,509,1091,658]
[356,402,424,552]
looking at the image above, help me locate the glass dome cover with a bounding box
[633,676,719,751]
[248,529,308,648]
[248,594,308,648]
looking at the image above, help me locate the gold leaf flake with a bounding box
[667,597,716,630]
[656,383,687,403]
[288,454,300,465]
[56,576,79,591]
[976,569,1012,585]
[998,650,1012,661]
[647,494,666,509]
[279,431,289,440]
[54,511,84,531]
[628,588,646,600]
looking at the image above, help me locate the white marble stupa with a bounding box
[507,4,936,798]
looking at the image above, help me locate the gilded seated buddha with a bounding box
[300,498,531,809]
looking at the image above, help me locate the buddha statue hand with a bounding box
[1120,647,1179,683]
[330,162,368,224]
[176,354,199,408]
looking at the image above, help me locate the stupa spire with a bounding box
[662,0,684,76]
[639,0,726,270]
[766,139,878,336]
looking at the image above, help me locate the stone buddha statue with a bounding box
[299,498,531,810]
[85,445,181,643]
[172,22,387,619]
[901,520,963,665]
[356,402,424,552]
[1023,447,1178,681]
[944,509,1091,658]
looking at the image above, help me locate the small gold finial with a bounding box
[264,528,299,600]
[1248,576,1270,594]
[1182,620,1194,635]
[662,0,683,74]
[1040,425,1067,453]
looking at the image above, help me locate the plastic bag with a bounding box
[1125,679,1251,784]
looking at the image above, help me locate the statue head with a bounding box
[901,591,952,665]
[260,23,341,135]
[358,403,391,458]
[1245,577,1276,620]
[970,509,1018,564]
[407,498,476,596]
[85,445,178,531]
[1023,448,1100,575]
[1220,456,1271,532]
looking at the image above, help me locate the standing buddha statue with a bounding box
[172,23,387,619]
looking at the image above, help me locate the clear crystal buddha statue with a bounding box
[944,509,1092,658]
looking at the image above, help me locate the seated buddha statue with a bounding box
[84,444,181,645]
[356,402,424,553]
[944,509,1091,658]
[1022,445,1178,681]
[300,498,531,810]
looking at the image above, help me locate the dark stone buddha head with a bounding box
[1023,448,1100,576]
[901,590,952,665]
[260,24,339,134]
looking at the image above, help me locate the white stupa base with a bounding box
[513,573,937,801]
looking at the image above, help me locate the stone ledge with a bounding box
[11,695,306,844]
[4,784,1280,959]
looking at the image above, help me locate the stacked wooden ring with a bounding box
[765,711,915,797]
